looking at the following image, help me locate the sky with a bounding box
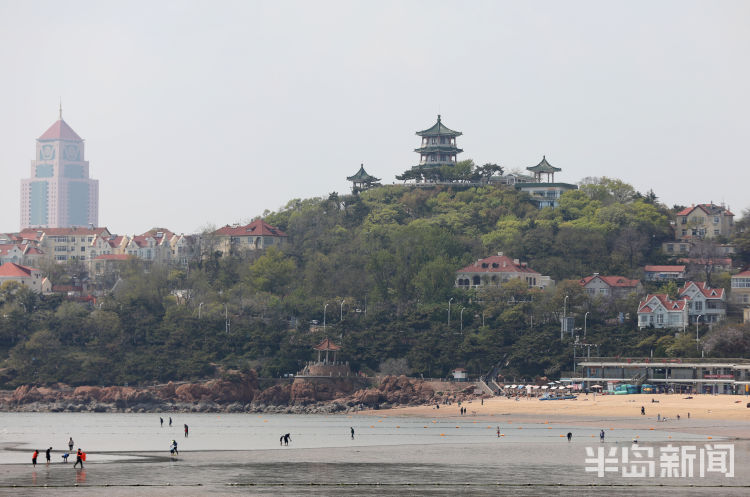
[1,0,748,235]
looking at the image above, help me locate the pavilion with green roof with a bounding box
[414,114,463,169]
[526,155,561,183]
[346,163,380,193]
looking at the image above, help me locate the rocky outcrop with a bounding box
[0,372,480,413]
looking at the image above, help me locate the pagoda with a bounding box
[346,163,380,193]
[526,156,561,183]
[414,114,463,168]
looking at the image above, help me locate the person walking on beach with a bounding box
[160,417,164,427]
[640,406,645,415]
[170,440,178,456]
[184,424,189,437]
[283,433,291,446]
[497,426,500,438]
[600,430,605,442]
[46,447,52,465]
[169,417,172,427]
[32,450,38,467]
[68,437,74,453]
[73,449,84,469]
[567,432,572,442]
[350,427,355,439]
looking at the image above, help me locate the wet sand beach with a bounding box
[0,404,747,495]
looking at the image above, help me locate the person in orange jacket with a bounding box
[73,448,84,468]
[32,450,38,467]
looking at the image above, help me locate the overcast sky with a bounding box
[1,1,748,235]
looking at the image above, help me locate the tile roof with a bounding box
[638,294,687,313]
[679,281,725,299]
[140,228,176,241]
[38,119,83,141]
[214,219,287,237]
[580,275,640,288]
[0,262,39,277]
[457,254,540,274]
[733,270,750,278]
[313,338,342,351]
[644,265,686,273]
[0,244,23,256]
[676,203,734,217]
[20,227,109,237]
[416,114,462,137]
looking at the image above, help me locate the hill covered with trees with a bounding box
[1,176,748,388]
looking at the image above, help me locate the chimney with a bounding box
[593,272,599,277]
[513,259,520,265]
[497,251,503,257]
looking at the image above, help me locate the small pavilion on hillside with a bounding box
[346,164,380,193]
[313,337,341,364]
[526,156,561,183]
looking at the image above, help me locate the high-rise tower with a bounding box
[20,109,99,229]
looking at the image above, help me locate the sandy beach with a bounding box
[363,393,750,438]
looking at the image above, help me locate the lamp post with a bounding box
[225,304,229,334]
[324,303,329,332]
[696,314,703,352]
[198,302,203,319]
[460,307,465,333]
[340,299,345,322]
[561,295,569,341]
[448,297,454,325]
[584,311,590,339]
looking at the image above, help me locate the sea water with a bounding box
[0,412,747,495]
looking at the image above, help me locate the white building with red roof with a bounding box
[675,203,734,241]
[637,294,688,330]
[679,281,726,323]
[455,252,552,289]
[212,219,287,256]
[20,226,111,263]
[20,108,99,229]
[0,262,49,293]
[579,273,642,300]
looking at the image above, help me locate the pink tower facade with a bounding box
[20,111,99,229]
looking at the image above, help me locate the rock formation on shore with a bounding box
[0,372,480,414]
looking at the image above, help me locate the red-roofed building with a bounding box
[0,262,48,293]
[675,203,734,241]
[212,219,287,256]
[731,270,750,307]
[579,273,642,299]
[637,294,689,329]
[456,252,553,289]
[20,226,111,263]
[679,281,726,323]
[644,265,686,282]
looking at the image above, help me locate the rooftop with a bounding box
[415,115,462,137]
[38,119,83,142]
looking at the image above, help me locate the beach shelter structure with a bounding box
[313,337,341,364]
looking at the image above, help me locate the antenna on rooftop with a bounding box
[59,98,63,120]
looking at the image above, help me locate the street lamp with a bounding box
[460,307,465,333]
[324,303,330,332]
[448,297,454,325]
[584,311,590,339]
[696,314,703,352]
[340,299,346,322]
[225,304,230,334]
[198,302,203,319]
[561,295,569,341]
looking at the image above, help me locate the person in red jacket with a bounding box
[73,448,84,469]
[32,450,38,467]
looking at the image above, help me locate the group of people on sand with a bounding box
[32,437,84,468]
[160,416,189,437]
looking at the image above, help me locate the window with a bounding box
[80,246,85,252]
[55,255,67,261]
[714,217,719,224]
[695,301,702,311]
[656,314,663,324]
[714,229,719,235]
[682,230,687,236]
[667,244,673,252]
[440,137,446,144]
[430,137,436,144]
[681,217,687,224]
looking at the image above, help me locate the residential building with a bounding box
[20,226,111,263]
[579,274,642,299]
[456,252,553,289]
[637,294,688,329]
[731,270,750,307]
[675,203,734,241]
[679,281,726,323]
[0,244,25,265]
[514,156,577,208]
[87,254,132,278]
[643,265,686,282]
[0,262,48,293]
[20,107,99,229]
[212,219,287,256]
